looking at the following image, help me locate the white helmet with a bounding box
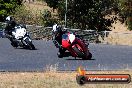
[6,16,12,21]
[52,24,58,32]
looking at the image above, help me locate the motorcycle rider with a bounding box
[52,24,66,57]
[5,16,17,36]
[4,16,19,48]
[4,16,17,42]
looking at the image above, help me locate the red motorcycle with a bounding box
[59,31,92,59]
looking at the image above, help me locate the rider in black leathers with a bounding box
[5,16,16,36]
[4,16,17,45]
[52,24,66,57]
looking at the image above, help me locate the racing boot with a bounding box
[57,47,65,58]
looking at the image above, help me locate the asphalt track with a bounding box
[0,38,132,71]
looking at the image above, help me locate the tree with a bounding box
[0,0,22,22]
[117,0,132,30]
[45,0,114,31]
[58,0,114,30]
[43,0,58,12]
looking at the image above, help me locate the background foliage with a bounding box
[44,0,131,30]
[0,0,22,21]
[0,0,131,30]
[45,0,114,31]
[117,0,132,30]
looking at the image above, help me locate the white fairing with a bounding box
[12,26,26,39]
[69,33,75,43]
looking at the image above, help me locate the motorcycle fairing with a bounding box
[69,33,75,43]
[12,26,26,39]
[62,34,70,48]
[23,36,32,45]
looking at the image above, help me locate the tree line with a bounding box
[0,0,22,21]
[44,0,132,30]
[0,0,131,30]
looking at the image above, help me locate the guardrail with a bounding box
[1,23,113,43]
[26,25,109,43]
[1,24,132,45]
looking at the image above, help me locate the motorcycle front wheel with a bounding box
[72,46,84,58]
[87,52,92,60]
[24,37,35,50]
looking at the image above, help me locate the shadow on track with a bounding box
[62,52,95,60]
[66,58,95,60]
[14,47,38,50]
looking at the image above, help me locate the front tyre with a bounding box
[29,43,35,50]
[24,37,36,50]
[73,46,84,58]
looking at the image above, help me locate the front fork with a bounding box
[23,36,32,46]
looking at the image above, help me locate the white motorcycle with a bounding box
[9,25,35,50]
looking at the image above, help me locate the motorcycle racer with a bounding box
[52,24,92,59]
[52,24,66,57]
[4,16,17,44]
[4,16,17,36]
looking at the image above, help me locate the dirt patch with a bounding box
[105,32,132,45]
[24,1,51,12]
[104,20,132,46]
[24,1,57,15]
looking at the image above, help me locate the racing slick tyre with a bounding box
[87,52,92,59]
[25,38,35,50]
[29,43,36,50]
[73,46,84,58]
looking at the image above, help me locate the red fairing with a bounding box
[75,38,87,52]
[60,31,91,59]
[62,33,71,48]
[61,33,77,57]
[62,39,70,48]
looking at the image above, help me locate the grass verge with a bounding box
[0,71,131,88]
